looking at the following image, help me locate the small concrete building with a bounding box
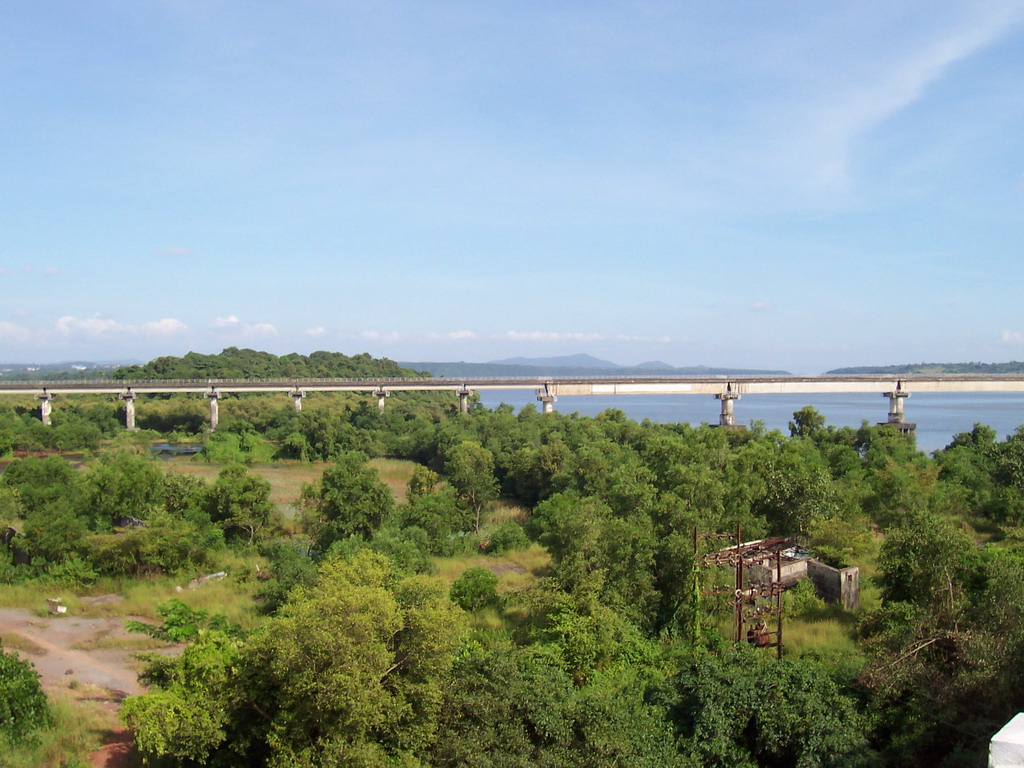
[990,713,1024,767]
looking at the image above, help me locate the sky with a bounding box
[1,1,1022,374]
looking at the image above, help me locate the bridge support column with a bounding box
[38,392,53,426]
[121,392,137,431]
[291,390,305,413]
[457,387,471,414]
[880,389,915,434]
[537,392,557,414]
[716,391,740,428]
[207,390,220,431]
[375,388,389,412]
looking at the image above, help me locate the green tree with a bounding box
[300,451,396,552]
[445,441,498,534]
[203,464,276,544]
[0,645,51,748]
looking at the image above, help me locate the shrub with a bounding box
[485,521,529,555]
[450,567,499,612]
[0,646,51,746]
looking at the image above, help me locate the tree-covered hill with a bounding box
[827,361,1024,375]
[112,347,427,380]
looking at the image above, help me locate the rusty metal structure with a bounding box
[694,525,793,659]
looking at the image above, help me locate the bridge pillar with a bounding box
[291,389,305,412]
[207,390,220,431]
[716,390,741,428]
[880,389,915,434]
[457,387,472,415]
[38,392,53,426]
[121,391,137,431]
[537,391,557,414]
[375,388,389,412]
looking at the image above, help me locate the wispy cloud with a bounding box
[429,330,476,340]
[55,315,131,337]
[142,318,189,336]
[0,321,32,343]
[42,267,58,276]
[752,301,775,312]
[305,326,326,337]
[809,6,1024,186]
[210,315,277,336]
[357,330,400,342]
[1000,329,1024,344]
[495,331,605,342]
[156,246,192,257]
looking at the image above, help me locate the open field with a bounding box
[160,456,420,514]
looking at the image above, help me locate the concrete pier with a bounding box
[537,392,556,414]
[457,387,471,414]
[38,392,52,426]
[207,390,220,431]
[122,392,137,431]
[375,388,389,412]
[291,389,305,412]
[880,389,915,433]
[716,391,740,427]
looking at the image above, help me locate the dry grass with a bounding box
[433,543,551,596]
[70,633,167,652]
[486,501,529,527]
[2,688,113,768]
[0,630,47,655]
[162,457,419,514]
[369,458,418,502]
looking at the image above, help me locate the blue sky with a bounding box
[1,1,1022,373]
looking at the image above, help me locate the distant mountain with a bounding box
[827,361,1024,375]
[0,360,137,380]
[402,358,791,378]
[487,353,621,369]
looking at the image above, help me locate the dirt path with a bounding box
[0,608,148,696]
[0,606,177,766]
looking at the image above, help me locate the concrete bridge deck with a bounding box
[2,374,1023,429]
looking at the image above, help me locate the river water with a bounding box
[476,390,1024,454]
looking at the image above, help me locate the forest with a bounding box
[2,349,1024,767]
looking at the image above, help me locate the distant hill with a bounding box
[827,361,1024,375]
[0,360,135,381]
[487,353,621,368]
[113,348,426,380]
[402,356,790,378]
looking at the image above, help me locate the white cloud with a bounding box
[246,322,278,336]
[42,267,58,276]
[428,330,476,340]
[752,301,775,312]
[142,318,189,336]
[360,330,380,340]
[494,331,604,342]
[212,315,241,328]
[657,335,672,343]
[305,326,326,337]
[157,246,192,257]
[1000,329,1024,344]
[0,321,32,343]
[55,315,130,337]
[810,6,1024,186]
[0,267,8,275]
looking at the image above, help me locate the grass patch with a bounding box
[486,501,528,527]
[70,633,167,652]
[369,458,418,502]
[2,689,112,768]
[433,543,551,596]
[0,584,83,615]
[0,631,47,655]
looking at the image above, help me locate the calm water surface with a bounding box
[476,390,1024,454]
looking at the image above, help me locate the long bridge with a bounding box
[3,374,1024,431]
